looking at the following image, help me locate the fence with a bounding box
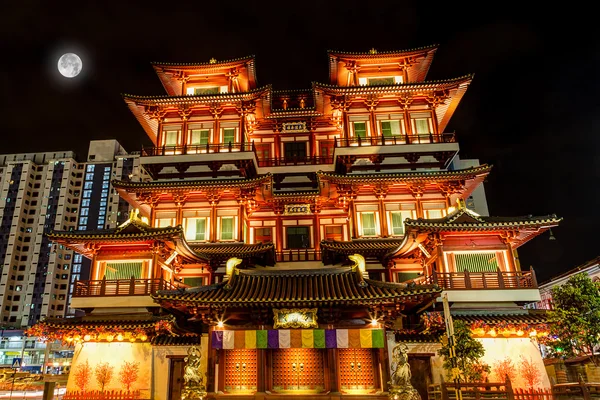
[62,390,142,400]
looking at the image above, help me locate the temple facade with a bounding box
[29,46,561,399]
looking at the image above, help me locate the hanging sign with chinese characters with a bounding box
[284,204,311,215]
[273,308,319,329]
[282,122,308,133]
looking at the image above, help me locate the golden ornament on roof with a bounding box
[369,48,378,54]
[209,58,217,64]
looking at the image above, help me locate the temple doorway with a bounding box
[408,355,433,399]
[338,348,379,393]
[223,349,258,393]
[168,357,185,400]
[271,348,325,393]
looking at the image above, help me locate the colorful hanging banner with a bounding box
[211,329,385,349]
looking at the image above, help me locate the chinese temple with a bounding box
[29,46,561,399]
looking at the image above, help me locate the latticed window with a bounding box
[184,217,206,241]
[453,252,499,273]
[361,212,377,236]
[353,122,367,138]
[286,226,310,249]
[381,120,401,137]
[220,217,234,240]
[104,261,143,279]
[223,128,235,145]
[164,131,178,146]
[390,211,412,236]
[190,130,209,145]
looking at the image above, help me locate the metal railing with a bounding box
[141,142,255,156]
[335,133,456,147]
[73,278,178,297]
[276,249,321,262]
[425,268,538,290]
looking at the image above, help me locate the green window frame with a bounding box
[220,217,234,240]
[361,212,377,236]
[381,120,401,137]
[190,130,209,145]
[353,122,367,138]
[223,128,236,145]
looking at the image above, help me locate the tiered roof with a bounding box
[154,266,440,308]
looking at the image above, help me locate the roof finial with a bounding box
[209,58,217,64]
[369,47,378,54]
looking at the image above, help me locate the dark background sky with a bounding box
[1,1,597,283]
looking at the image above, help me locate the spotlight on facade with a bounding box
[217,320,224,328]
[370,319,378,326]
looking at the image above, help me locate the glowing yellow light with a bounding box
[529,330,537,337]
[447,206,456,214]
[488,329,497,337]
[53,362,59,367]
[140,335,148,342]
[129,336,136,343]
[66,337,73,343]
[83,334,91,342]
[106,335,114,342]
[516,330,524,336]
[371,319,378,326]
[117,334,124,342]
[217,321,224,328]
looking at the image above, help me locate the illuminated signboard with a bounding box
[273,308,318,329]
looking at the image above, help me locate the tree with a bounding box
[492,357,517,383]
[119,361,140,392]
[95,362,114,392]
[74,360,91,392]
[438,320,490,382]
[545,273,600,365]
[519,355,542,388]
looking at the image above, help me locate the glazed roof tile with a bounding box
[151,334,201,346]
[151,55,255,68]
[191,242,274,261]
[47,219,183,241]
[320,239,404,255]
[112,175,271,191]
[452,311,547,325]
[154,266,440,307]
[317,165,492,184]
[405,209,562,231]
[327,45,439,58]
[39,315,167,330]
[313,75,473,94]
[122,85,270,105]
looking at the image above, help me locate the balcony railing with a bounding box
[276,249,321,262]
[257,156,334,167]
[425,269,538,290]
[335,133,456,147]
[73,278,178,297]
[141,142,255,156]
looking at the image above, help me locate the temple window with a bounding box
[352,122,367,138]
[410,112,434,135]
[422,202,446,219]
[286,226,310,249]
[444,251,506,273]
[220,123,239,146]
[217,216,237,241]
[358,212,379,237]
[163,130,180,146]
[190,129,209,146]
[389,211,411,236]
[184,216,209,242]
[358,76,402,86]
[254,227,272,243]
[324,225,343,241]
[187,86,227,95]
[155,211,177,228]
[100,260,145,279]
[284,142,307,160]
[255,143,271,161]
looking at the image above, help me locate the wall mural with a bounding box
[478,338,550,389]
[67,342,152,397]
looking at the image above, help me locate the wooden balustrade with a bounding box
[63,390,142,400]
[336,132,456,147]
[276,249,321,262]
[141,142,255,156]
[257,156,333,167]
[73,278,177,297]
[427,268,538,290]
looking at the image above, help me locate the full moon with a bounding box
[57,53,82,78]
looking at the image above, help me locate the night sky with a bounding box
[1,2,597,283]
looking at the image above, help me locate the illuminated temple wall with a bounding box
[152,336,209,400]
[479,338,550,389]
[67,342,152,397]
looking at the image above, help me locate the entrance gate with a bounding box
[272,348,325,392]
